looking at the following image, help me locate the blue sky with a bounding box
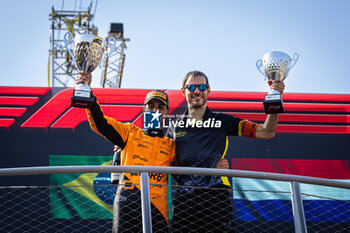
[1,0,349,94]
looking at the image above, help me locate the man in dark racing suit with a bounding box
[167,70,285,233]
[76,71,176,233]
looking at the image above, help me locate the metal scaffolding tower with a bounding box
[48,3,97,87]
[100,23,130,88]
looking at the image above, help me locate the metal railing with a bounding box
[0,166,350,233]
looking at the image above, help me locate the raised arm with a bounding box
[255,80,285,139]
[77,71,132,149]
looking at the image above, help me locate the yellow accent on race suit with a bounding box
[220,136,231,187]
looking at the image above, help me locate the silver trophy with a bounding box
[256,51,299,114]
[64,32,116,108]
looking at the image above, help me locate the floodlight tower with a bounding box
[100,23,130,88]
[48,3,98,87]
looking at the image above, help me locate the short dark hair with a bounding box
[182,70,210,88]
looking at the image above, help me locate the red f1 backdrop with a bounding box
[0,86,349,231]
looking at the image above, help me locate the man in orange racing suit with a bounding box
[77,71,175,233]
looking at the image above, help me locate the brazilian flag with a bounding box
[49,155,115,219]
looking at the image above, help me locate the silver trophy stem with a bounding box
[268,89,281,95]
[76,83,91,91]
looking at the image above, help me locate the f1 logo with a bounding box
[143,111,161,129]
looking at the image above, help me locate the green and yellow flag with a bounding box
[49,155,115,219]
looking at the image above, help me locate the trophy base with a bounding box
[263,94,285,114]
[71,89,94,108]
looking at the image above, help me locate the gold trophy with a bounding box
[64,32,116,108]
[256,51,299,114]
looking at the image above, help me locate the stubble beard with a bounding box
[189,93,207,109]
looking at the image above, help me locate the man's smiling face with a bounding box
[181,75,210,109]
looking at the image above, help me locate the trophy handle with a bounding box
[256,59,266,79]
[99,37,117,68]
[64,32,79,71]
[290,53,299,69]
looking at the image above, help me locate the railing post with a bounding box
[290,181,307,233]
[140,172,152,233]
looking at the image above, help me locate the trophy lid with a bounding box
[263,51,292,63]
[74,34,96,45]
